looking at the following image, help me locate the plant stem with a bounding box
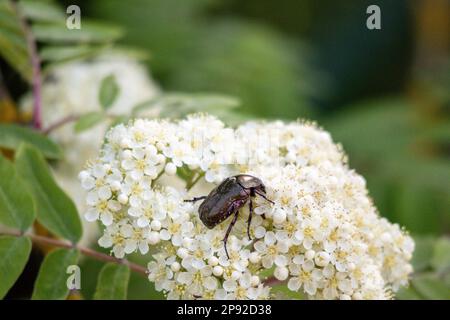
[186,172,205,191]
[262,276,285,287]
[12,0,43,130]
[42,114,80,135]
[151,169,165,188]
[1,229,148,277]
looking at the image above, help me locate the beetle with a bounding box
[184,174,274,258]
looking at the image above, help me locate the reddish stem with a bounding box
[263,276,285,287]
[42,114,80,135]
[1,229,148,277]
[12,0,43,129]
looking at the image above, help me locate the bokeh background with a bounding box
[1,0,449,299]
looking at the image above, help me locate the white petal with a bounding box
[159,229,171,241]
[304,282,317,295]
[120,224,133,237]
[264,231,276,245]
[139,241,149,254]
[86,192,99,206]
[137,216,149,228]
[84,208,99,222]
[98,235,113,248]
[130,170,143,180]
[274,266,289,280]
[254,226,266,239]
[108,200,121,211]
[261,256,274,269]
[288,278,301,291]
[121,159,135,170]
[128,207,142,217]
[133,147,146,159]
[124,240,137,254]
[113,245,125,259]
[101,211,113,226]
[214,289,227,300]
[177,272,193,285]
[98,186,112,200]
[204,277,218,291]
[129,195,142,208]
[274,255,288,267]
[81,176,95,190]
[223,279,237,292]
[293,255,305,265]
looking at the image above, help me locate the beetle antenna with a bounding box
[224,243,230,259]
[184,196,207,203]
[255,190,275,204]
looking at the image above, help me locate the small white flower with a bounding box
[84,193,121,226]
[254,231,289,269]
[81,114,414,300]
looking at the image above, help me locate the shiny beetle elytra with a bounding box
[184,174,274,258]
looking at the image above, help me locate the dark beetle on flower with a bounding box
[185,174,274,258]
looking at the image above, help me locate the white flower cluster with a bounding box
[80,114,414,300]
[21,54,159,245]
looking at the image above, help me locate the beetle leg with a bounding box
[255,190,275,204]
[184,196,207,203]
[247,198,253,240]
[223,208,240,259]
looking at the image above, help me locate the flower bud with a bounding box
[213,266,223,277]
[305,250,315,260]
[150,220,162,231]
[118,194,128,204]
[165,162,177,175]
[171,262,181,272]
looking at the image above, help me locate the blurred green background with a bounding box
[1,0,449,299]
[69,0,449,234]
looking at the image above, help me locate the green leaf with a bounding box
[32,248,79,300]
[40,44,108,63]
[431,237,450,273]
[107,115,129,130]
[18,0,64,23]
[411,274,450,300]
[411,236,435,272]
[109,45,149,61]
[15,144,82,243]
[395,286,423,300]
[0,0,32,81]
[94,263,130,300]
[132,93,241,120]
[32,21,123,43]
[176,164,195,183]
[0,236,32,299]
[74,112,105,132]
[127,266,164,299]
[78,251,163,300]
[159,93,240,118]
[131,99,159,116]
[271,284,305,300]
[0,154,35,231]
[0,124,62,159]
[99,74,119,110]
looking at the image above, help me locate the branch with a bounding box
[42,114,80,135]
[11,0,43,130]
[186,172,205,191]
[43,113,123,135]
[1,229,148,277]
[262,276,285,287]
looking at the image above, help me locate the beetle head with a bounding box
[235,174,267,194]
[259,184,267,194]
